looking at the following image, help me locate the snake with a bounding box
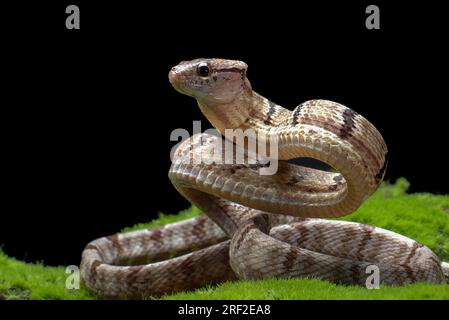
[80,58,449,298]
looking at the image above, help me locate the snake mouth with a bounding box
[168,69,192,96]
[168,73,186,95]
[168,69,180,88]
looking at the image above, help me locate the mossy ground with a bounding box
[1,178,448,300]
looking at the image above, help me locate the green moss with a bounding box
[164,279,449,300]
[0,252,93,300]
[121,206,202,233]
[1,178,448,300]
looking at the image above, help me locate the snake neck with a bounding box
[197,89,276,135]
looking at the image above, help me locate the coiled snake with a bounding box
[81,58,449,298]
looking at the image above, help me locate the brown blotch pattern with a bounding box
[339,108,357,140]
[291,103,305,126]
[356,224,375,261]
[192,215,208,238]
[374,152,389,183]
[106,234,122,253]
[148,229,164,248]
[283,248,298,272]
[264,100,277,125]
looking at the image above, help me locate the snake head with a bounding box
[169,58,251,105]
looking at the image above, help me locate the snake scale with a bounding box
[81,59,449,298]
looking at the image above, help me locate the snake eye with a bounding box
[197,63,211,77]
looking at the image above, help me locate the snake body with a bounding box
[81,59,449,298]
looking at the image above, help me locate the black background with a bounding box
[1,1,448,266]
